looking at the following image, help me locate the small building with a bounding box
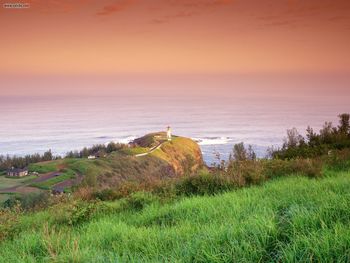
[7,167,29,177]
[88,155,96,159]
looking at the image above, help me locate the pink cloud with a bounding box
[96,0,134,16]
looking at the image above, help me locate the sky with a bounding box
[1,0,350,95]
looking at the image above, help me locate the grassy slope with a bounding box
[151,137,203,175]
[0,175,37,190]
[26,135,203,189]
[29,169,77,190]
[28,161,62,174]
[1,171,350,262]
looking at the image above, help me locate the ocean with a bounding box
[0,80,349,164]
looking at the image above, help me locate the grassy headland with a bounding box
[0,133,203,203]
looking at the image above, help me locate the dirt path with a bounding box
[31,171,61,183]
[135,142,164,157]
[52,174,83,192]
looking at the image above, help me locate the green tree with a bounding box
[338,113,350,135]
[283,128,304,148]
[232,142,247,161]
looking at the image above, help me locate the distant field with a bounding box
[0,175,37,190]
[30,169,76,190]
[1,170,349,262]
[121,146,150,155]
[28,161,61,174]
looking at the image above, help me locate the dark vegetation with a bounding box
[65,142,128,159]
[0,142,128,172]
[271,113,350,159]
[0,150,57,171]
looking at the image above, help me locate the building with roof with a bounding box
[7,167,29,177]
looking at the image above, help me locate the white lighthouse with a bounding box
[166,126,172,141]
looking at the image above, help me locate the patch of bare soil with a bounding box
[52,174,83,191]
[0,186,41,194]
[31,171,61,183]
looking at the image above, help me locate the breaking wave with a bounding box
[192,137,233,146]
[115,136,137,144]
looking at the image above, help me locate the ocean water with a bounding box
[0,86,348,164]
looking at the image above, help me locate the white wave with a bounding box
[115,136,137,144]
[103,136,137,145]
[193,137,232,145]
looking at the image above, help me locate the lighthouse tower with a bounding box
[166,126,172,141]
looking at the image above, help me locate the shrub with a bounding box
[294,158,323,178]
[325,149,350,171]
[0,202,22,241]
[21,192,51,210]
[73,186,94,201]
[272,113,350,159]
[227,160,264,186]
[291,158,323,178]
[53,200,105,226]
[4,192,51,211]
[261,158,323,179]
[114,182,143,199]
[175,172,234,196]
[151,180,177,200]
[93,188,119,201]
[123,192,158,211]
[83,173,97,187]
[262,159,294,179]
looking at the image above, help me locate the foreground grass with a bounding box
[1,171,350,262]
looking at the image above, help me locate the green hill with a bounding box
[73,133,203,189]
[0,133,203,197]
[0,170,349,262]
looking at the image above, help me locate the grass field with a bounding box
[28,161,62,174]
[30,169,77,190]
[0,170,349,262]
[0,175,37,190]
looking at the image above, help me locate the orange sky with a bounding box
[1,0,350,76]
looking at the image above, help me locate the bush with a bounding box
[93,188,119,201]
[272,113,350,159]
[114,182,143,199]
[175,172,234,196]
[227,160,264,186]
[0,203,22,241]
[291,158,323,178]
[324,149,350,171]
[262,159,294,179]
[53,200,106,226]
[83,173,97,187]
[4,192,51,211]
[261,158,323,179]
[123,192,158,211]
